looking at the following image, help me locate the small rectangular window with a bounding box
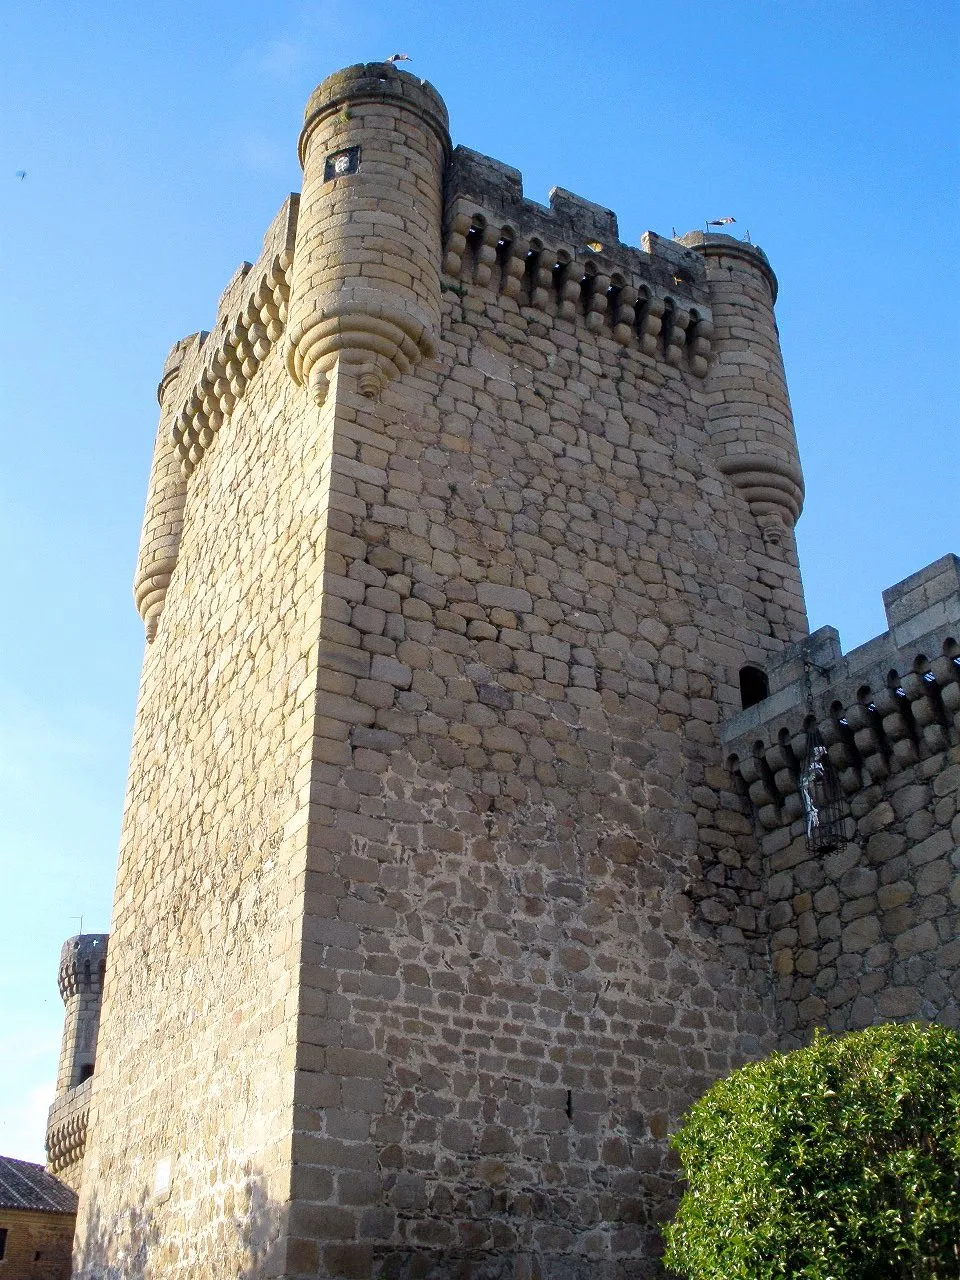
[0,1226,7,1259]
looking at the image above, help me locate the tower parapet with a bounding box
[46,934,108,1191]
[442,147,716,376]
[132,198,298,639]
[168,196,297,478]
[285,62,451,404]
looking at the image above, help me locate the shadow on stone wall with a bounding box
[72,1170,282,1278]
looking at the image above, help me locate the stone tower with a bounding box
[45,934,108,1192]
[72,62,818,1277]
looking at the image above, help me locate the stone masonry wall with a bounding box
[74,323,340,1274]
[77,63,817,1280]
[283,313,801,1279]
[723,555,960,1046]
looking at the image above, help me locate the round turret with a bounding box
[133,335,194,640]
[57,933,108,1002]
[683,231,804,548]
[53,933,109,1101]
[285,62,451,404]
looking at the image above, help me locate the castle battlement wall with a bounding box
[721,555,960,1043]
[443,146,716,376]
[168,194,298,479]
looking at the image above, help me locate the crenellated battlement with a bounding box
[147,117,802,529]
[722,555,960,828]
[162,147,756,495]
[443,146,715,376]
[56,934,108,1002]
[720,556,959,1043]
[168,195,298,477]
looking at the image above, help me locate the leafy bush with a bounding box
[663,1022,960,1279]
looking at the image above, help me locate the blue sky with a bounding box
[1,1,957,1162]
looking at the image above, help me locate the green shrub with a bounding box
[663,1023,960,1279]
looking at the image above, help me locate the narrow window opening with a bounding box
[778,725,799,774]
[606,274,624,328]
[552,252,570,302]
[464,220,486,274]
[752,741,781,809]
[686,308,701,366]
[565,1089,573,1120]
[739,665,769,709]
[0,1228,7,1261]
[858,685,892,761]
[523,239,543,305]
[661,298,676,355]
[887,669,919,745]
[495,228,514,294]
[728,753,752,805]
[579,261,597,314]
[78,1062,95,1084]
[634,287,651,342]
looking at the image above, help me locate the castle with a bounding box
[44,62,958,1278]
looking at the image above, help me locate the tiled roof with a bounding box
[0,1156,78,1214]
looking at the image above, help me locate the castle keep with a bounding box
[54,63,959,1278]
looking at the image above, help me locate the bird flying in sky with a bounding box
[385,53,411,64]
[15,170,26,180]
[708,216,735,226]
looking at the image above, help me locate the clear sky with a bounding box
[1,1,957,1162]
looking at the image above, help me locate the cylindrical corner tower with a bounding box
[684,231,804,548]
[46,934,108,1190]
[53,934,108,1092]
[133,335,194,640]
[284,62,451,404]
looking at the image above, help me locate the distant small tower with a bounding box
[45,934,108,1190]
[284,61,450,404]
[684,231,805,548]
[54,935,107,1090]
